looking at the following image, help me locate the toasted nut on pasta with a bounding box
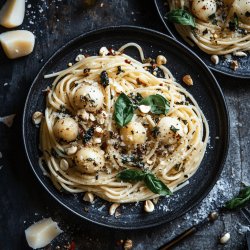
[156,55,167,65]
[211,55,219,65]
[99,47,109,56]
[60,159,69,171]
[182,75,193,86]
[83,192,94,203]
[65,146,77,155]
[144,200,154,212]
[139,105,151,114]
[32,111,43,125]
[109,203,120,215]
[219,233,230,244]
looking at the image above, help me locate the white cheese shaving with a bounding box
[25,218,63,249]
[0,0,25,28]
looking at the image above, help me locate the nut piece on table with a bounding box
[124,239,133,250]
[0,0,25,28]
[0,30,35,59]
[230,60,239,71]
[219,232,230,244]
[182,75,193,86]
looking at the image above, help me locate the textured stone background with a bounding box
[0,0,249,249]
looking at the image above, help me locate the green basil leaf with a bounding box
[166,9,196,28]
[116,169,146,182]
[225,186,250,210]
[114,93,134,127]
[139,94,170,115]
[144,174,172,195]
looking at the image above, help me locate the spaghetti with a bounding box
[168,0,250,55]
[38,43,209,204]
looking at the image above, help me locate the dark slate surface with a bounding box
[0,0,249,249]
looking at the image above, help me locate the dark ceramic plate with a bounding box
[23,26,229,229]
[154,0,250,79]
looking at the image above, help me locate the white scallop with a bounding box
[191,0,217,22]
[53,117,78,142]
[234,0,250,24]
[158,117,184,145]
[120,122,147,145]
[73,84,104,112]
[75,147,105,174]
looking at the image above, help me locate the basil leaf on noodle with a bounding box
[117,169,172,196]
[116,169,146,182]
[144,174,172,196]
[139,94,170,115]
[166,9,196,28]
[114,93,135,127]
[225,186,250,210]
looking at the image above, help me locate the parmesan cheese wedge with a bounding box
[0,30,35,59]
[25,218,63,249]
[0,0,25,28]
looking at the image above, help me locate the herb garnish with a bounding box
[170,125,179,133]
[82,126,94,144]
[166,9,196,28]
[229,13,239,31]
[114,93,170,127]
[100,70,109,88]
[114,93,135,127]
[139,94,170,115]
[225,186,250,210]
[117,169,172,195]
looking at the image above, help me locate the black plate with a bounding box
[22,26,229,229]
[154,0,250,79]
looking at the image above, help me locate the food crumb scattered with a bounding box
[0,114,16,127]
[124,239,133,250]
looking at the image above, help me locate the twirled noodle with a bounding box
[168,0,250,55]
[38,43,209,203]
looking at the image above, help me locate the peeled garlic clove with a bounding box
[25,218,63,249]
[0,0,25,28]
[220,232,230,244]
[0,30,35,59]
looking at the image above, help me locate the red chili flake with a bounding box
[69,241,76,250]
[202,5,206,10]
[125,59,131,64]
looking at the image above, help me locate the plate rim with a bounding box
[22,25,230,230]
[154,0,250,79]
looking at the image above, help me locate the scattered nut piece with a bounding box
[230,60,239,71]
[144,200,155,213]
[211,55,219,65]
[182,75,193,86]
[0,114,16,127]
[65,146,77,155]
[68,62,73,67]
[156,55,167,65]
[99,46,109,56]
[83,192,94,203]
[124,239,133,250]
[77,109,89,121]
[94,138,102,144]
[219,232,230,244]
[95,126,103,134]
[109,203,120,215]
[89,113,96,121]
[75,54,85,62]
[139,105,151,114]
[60,159,69,171]
[152,197,159,205]
[233,51,247,57]
[32,111,43,125]
[209,211,219,221]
